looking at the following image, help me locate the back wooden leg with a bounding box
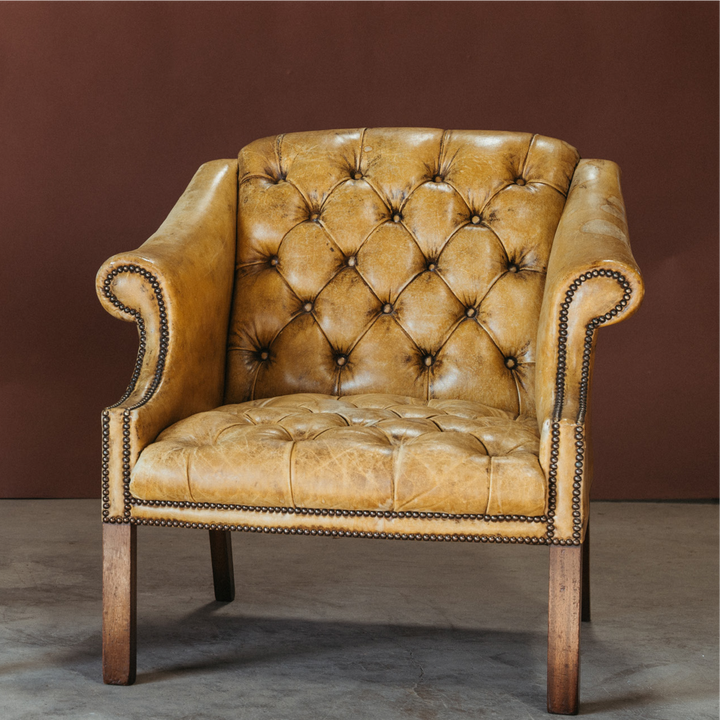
[582,525,591,623]
[103,523,137,685]
[209,530,235,602]
[548,544,582,715]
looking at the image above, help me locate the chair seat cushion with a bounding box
[130,393,546,517]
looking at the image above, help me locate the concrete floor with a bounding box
[0,501,716,719]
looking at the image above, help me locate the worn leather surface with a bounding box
[96,160,238,517]
[130,393,546,516]
[226,129,579,415]
[536,159,644,538]
[96,130,644,542]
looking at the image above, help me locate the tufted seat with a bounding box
[96,128,644,714]
[131,393,545,516]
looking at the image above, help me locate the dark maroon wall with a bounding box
[1,2,717,499]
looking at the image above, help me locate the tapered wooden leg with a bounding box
[582,525,591,623]
[548,545,582,715]
[209,530,235,602]
[103,523,137,685]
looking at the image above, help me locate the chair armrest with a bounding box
[96,160,238,519]
[535,159,644,542]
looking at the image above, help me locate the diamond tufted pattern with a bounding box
[130,393,546,516]
[225,128,579,416]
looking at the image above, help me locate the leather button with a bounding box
[309,213,320,222]
[508,263,519,273]
[259,350,269,361]
[471,215,481,224]
[347,256,357,267]
[465,307,476,318]
[303,302,313,313]
[336,355,347,367]
[505,356,517,369]
[382,303,393,314]
[423,355,434,367]
[353,172,363,180]
[392,213,402,223]
[434,175,444,183]
[269,256,279,267]
[427,262,437,272]
[516,177,526,186]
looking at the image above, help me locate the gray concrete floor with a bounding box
[0,501,717,720]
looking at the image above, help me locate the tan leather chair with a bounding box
[96,128,643,714]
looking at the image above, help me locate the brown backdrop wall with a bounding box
[1,2,717,499]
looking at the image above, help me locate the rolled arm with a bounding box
[96,159,238,520]
[535,159,645,542]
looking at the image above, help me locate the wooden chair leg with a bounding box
[582,524,591,623]
[209,530,235,602]
[548,544,582,715]
[103,523,137,685]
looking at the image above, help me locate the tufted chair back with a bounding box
[225,128,580,417]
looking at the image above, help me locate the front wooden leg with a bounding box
[547,544,582,715]
[209,530,235,602]
[582,525,591,623]
[103,523,137,685]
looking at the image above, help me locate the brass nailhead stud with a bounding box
[382,303,393,314]
[471,215,481,224]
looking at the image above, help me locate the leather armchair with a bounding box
[97,128,643,714]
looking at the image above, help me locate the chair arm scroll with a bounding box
[535,159,644,543]
[96,160,238,520]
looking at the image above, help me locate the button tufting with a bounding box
[346,256,357,267]
[303,302,313,313]
[336,355,347,367]
[353,172,363,180]
[434,175,444,183]
[269,256,279,267]
[427,262,437,272]
[465,307,477,318]
[392,213,402,223]
[515,177,526,186]
[508,263,519,273]
[259,350,269,361]
[382,303,393,314]
[471,215,481,224]
[423,355,434,367]
[505,357,518,369]
[309,213,320,222]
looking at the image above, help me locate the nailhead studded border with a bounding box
[101,265,168,521]
[546,268,632,543]
[101,266,632,547]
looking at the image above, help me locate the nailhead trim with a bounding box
[128,498,546,523]
[547,268,632,542]
[103,267,631,548]
[101,265,168,522]
[125,516,548,543]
